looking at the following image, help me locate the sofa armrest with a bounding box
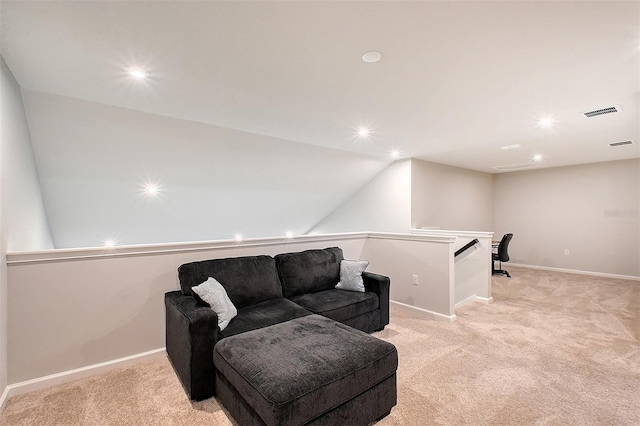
[363,272,390,329]
[165,290,219,400]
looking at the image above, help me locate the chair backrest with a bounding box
[498,233,513,262]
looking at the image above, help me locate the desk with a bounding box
[491,242,499,274]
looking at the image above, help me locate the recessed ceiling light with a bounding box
[285,230,295,239]
[357,128,370,138]
[361,51,382,63]
[127,67,150,79]
[234,233,244,242]
[143,183,160,197]
[390,149,401,159]
[532,154,543,162]
[103,239,117,248]
[538,117,555,127]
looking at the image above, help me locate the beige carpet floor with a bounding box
[1,266,639,425]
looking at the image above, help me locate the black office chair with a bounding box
[492,233,513,277]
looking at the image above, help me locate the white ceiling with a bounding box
[21,90,390,248]
[1,0,639,173]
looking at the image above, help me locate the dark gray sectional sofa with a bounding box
[164,247,391,401]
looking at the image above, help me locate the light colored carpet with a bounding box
[2,266,639,425]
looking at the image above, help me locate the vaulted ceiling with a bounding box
[2,1,638,173]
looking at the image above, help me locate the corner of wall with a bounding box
[1,55,56,411]
[307,159,412,234]
[410,158,494,232]
[0,56,55,251]
[0,55,10,413]
[0,231,7,412]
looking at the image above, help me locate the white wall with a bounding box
[0,63,53,252]
[6,235,370,384]
[308,159,412,234]
[22,91,389,248]
[412,229,494,307]
[0,57,54,401]
[411,159,494,231]
[6,232,458,389]
[0,58,6,406]
[494,159,640,277]
[362,234,455,319]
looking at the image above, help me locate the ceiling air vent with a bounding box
[609,140,633,147]
[492,163,541,172]
[583,105,620,118]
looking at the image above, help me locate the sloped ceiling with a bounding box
[23,91,388,248]
[1,1,639,248]
[1,1,638,172]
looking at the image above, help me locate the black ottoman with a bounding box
[214,314,398,426]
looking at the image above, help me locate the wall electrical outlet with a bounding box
[412,275,419,286]
[564,249,570,255]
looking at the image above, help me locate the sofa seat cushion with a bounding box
[288,289,379,323]
[275,247,344,298]
[219,297,311,338]
[214,315,398,426]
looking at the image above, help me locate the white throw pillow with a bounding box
[192,277,237,331]
[335,259,369,292]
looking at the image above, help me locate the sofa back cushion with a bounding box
[178,255,282,309]
[275,247,344,298]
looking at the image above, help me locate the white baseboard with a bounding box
[455,295,493,309]
[2,347,166,410]
[0,385,9,414]
[390,300,456,322]
[509,263,640,281]
[455,294,477,308]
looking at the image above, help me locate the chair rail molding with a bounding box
[5,231,461,389]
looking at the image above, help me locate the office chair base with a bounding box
[492,269,511,278]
